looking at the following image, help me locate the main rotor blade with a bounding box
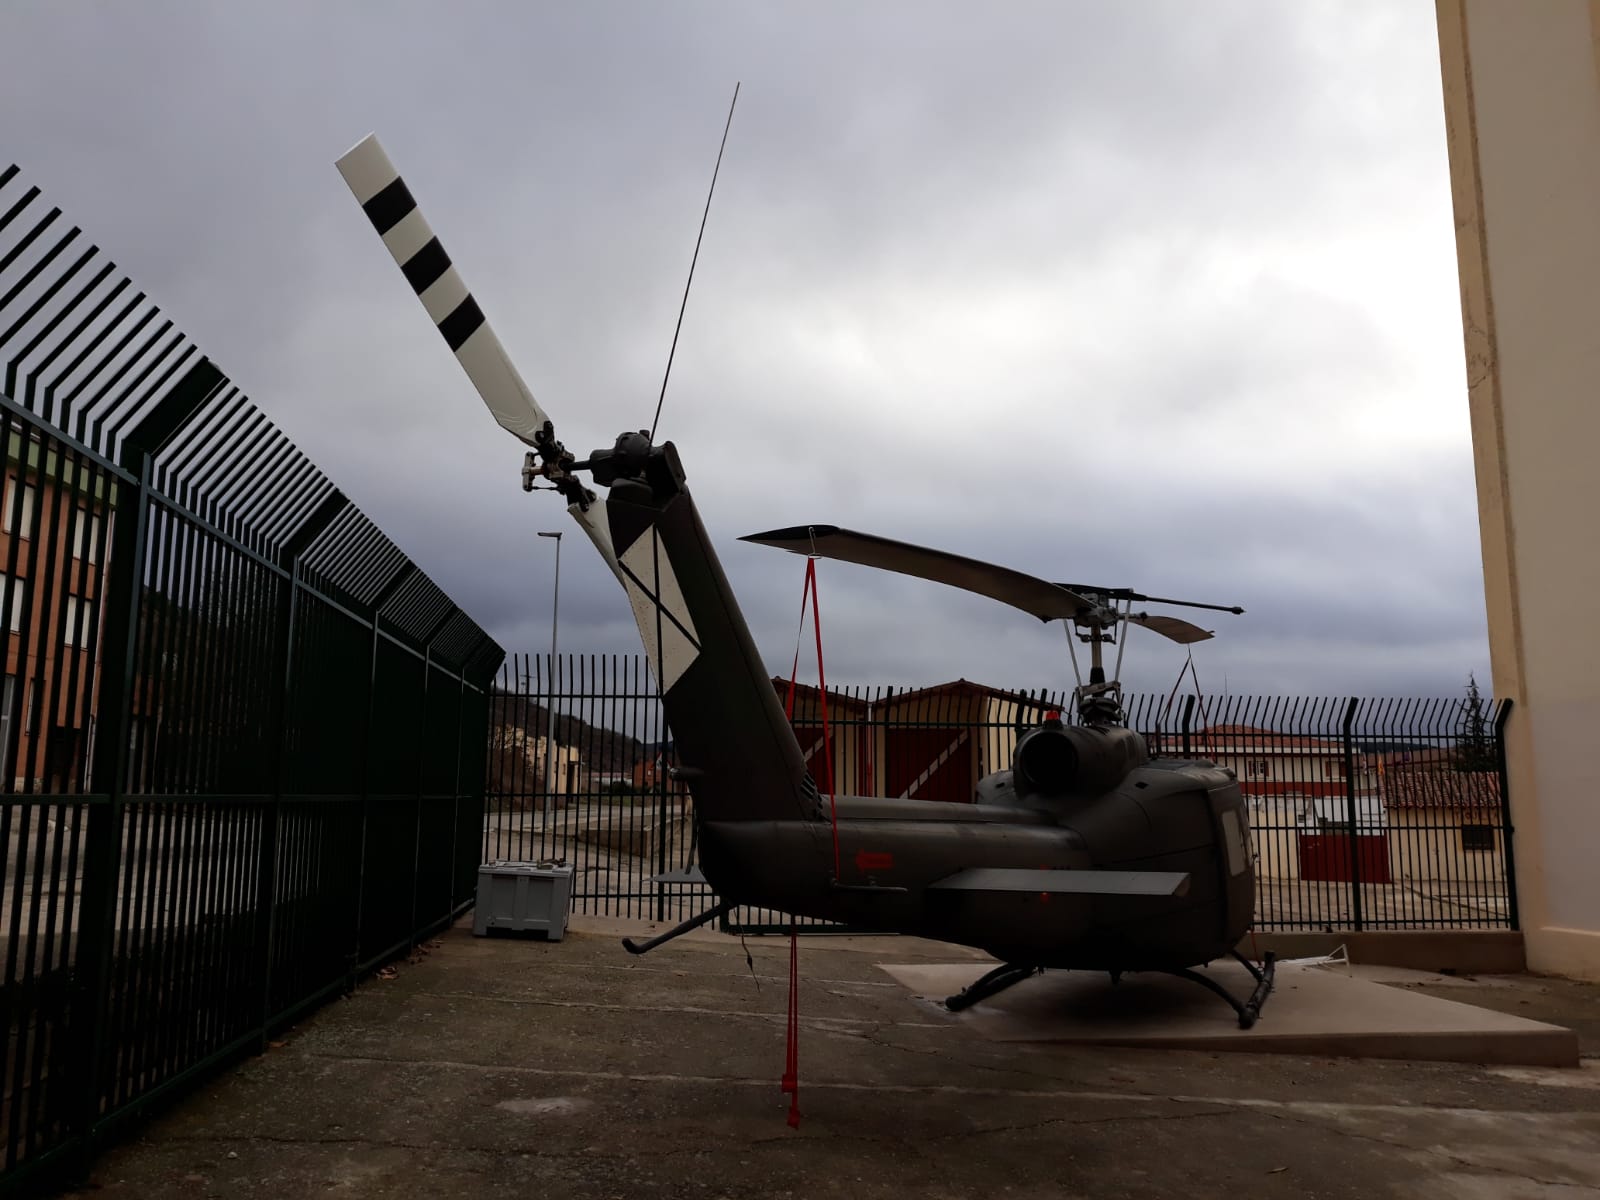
[1127,613,1214,645]
[336,133,550,447]
[1057,582,1244,616]
[741,525,1092,621]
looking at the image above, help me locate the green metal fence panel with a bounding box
[485,655,1516,938]
[0,161,503,1191]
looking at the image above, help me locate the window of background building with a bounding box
[2,480,37,537]
[72,507,102,564]
[63,596,93,647]
[1461,824,1497,852]
[0,676,14,779]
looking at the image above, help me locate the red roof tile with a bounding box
[1380,767,1501,810]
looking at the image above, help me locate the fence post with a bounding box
[69,359,226,1145]
[656,659,670,922]
[450,655,466,914]
[1341,697,1364,931]
[350,565,415,975]
[408,613,455,950]
[1494,698,1519,930]
[256,490,348,1046]
[1180,695,1195,757]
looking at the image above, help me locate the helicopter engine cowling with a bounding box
[1012,724,1149,800]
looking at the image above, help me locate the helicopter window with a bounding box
[1219,809,1248,876]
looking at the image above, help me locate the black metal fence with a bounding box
[485,656,1513,935]
[0,162,502,1190]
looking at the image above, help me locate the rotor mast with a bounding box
[1064,591,1130,727]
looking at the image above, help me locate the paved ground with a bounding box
[67,916,1600,1200]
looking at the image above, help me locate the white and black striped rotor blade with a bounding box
[336,133,549,446]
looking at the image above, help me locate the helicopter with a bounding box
[335,132,1276,1027]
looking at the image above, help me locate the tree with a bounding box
[1454,672,1498,772]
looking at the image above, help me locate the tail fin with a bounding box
[599,437,815,825]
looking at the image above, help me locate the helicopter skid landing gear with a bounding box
[945,962,1043,1012]
[1162,950,1276,1029]
[621,901,734,956]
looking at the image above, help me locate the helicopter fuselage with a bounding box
[699,756,1255,970]
[338,135,1270,1019]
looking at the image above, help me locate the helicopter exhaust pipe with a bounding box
[1012,724,1149,800]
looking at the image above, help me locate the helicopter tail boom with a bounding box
[601,437,822,834]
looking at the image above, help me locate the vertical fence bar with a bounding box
[353,564,415,970]
[655,666,669,923]
[251,559,292,1050]
[450,659,466,914]
[257,491,346,1045]
[69,358,226,1153]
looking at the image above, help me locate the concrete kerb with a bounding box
[1241,929,1527,974]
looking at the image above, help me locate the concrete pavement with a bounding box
[65,914,1600,1199]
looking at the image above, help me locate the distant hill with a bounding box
[487,690,648,772]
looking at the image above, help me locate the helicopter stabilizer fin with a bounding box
[930,868,1190,897]
[649,867,708,884]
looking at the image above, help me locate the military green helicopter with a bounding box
[336,133,1275,1026]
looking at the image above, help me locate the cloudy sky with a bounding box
[0,1,1490,699]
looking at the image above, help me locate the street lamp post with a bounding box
[537,531,562,818]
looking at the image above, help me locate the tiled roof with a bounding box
[877,679,1049,709]
[769,678,871,710]
[1198,724,1346,753]
[1380,767,1501,811]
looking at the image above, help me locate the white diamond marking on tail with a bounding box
[569,497,623,584]
[618,529,701,693]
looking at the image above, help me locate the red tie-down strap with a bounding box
[782,921,801,1127]
[780,553,843,1130]
[783,556,839,879]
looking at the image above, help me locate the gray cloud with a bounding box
[0,0,1487,699]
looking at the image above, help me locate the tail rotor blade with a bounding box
[337,133,623,584]
[336,133,551,446]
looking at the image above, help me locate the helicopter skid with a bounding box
[1158,950,1277,1029]
[944,962,1044,1012]
[620,900,734,956]
[941,950,1277,1027]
